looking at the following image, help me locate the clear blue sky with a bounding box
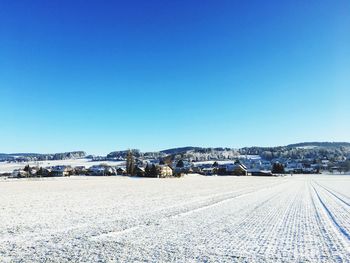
[1,0,349,155]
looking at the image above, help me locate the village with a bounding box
[5,148,350,179]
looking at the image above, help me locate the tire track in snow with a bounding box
[312,180,350,220]
[309,182,350,260]
[310,181,350,242]
[313,181,350,207]
[311,180,350,252]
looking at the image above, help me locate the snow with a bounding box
[0,175,349,262]
[0,158,124,173]
[193,155,261,166]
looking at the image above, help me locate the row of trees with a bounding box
[126,150,135,175]
[271,163,285,174]
[144,164,158,177]
[126,150,168,177]
[239,146,350,162]
[271,161,350,174]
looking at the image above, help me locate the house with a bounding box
[29,167,39,176]
[321,159,330,170]
[173,160,192,175]
[191,166,203,174]
[245,159,272,171]
[105,166,116,175]
[11,169,28,178]
[202,167,215,176]
[302,167,317,174]
[51,166,72,176]
[174,166,192,175]
[88,165,105,175]
[36,167,52,177]
[285,162,303,173]
[74,166,87,175]
[218,161,248,176]
[231,163,248,176]
[88,164,117,176]
[249,169,273,176]
[157,165,173,178]
[330,166,341,174]
[116,167,126,175]
[88,165,116,176]
[134,166,145,177]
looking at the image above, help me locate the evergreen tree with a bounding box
[24,165,30,172]
[37,167,43,177]
[126,150,135,175]
[145,164,150,177]
[272,163,285,174]
[151,164,158,177]
[176,160,184,168]
[163,155,173,168]
[341,160,350,172]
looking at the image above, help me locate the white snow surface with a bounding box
[0,175,349,262]
[0,158,124,173]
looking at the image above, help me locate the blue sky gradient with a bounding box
[1,0,349,154]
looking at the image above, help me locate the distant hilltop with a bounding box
[0,151,86,162]
[1,142,350,163]
[156,142,350,162]
[286,142,350,148]
[161,142,350,154]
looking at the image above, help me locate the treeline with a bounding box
[107,143,350,163]
[107,149,166,160]
[239,146,350,161]
[1,151,86,162]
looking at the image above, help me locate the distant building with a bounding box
[218,161,248,176]
[134,166,145,177]
[249,169,273,176]
[173,160,192,175]
[202,167,215,175]
[29,167,39,176]
[88,166,105,176]
[40,167,52,177]
[74,166,87,175]
[157,165,173,178]
[88,165,116,176]
[285,162,303,173]
[116,167,126,175]
[51,166,72,176]
[11,169,28,178]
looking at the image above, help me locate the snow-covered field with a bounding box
[0,158,124,173]
[0,175,349,262]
